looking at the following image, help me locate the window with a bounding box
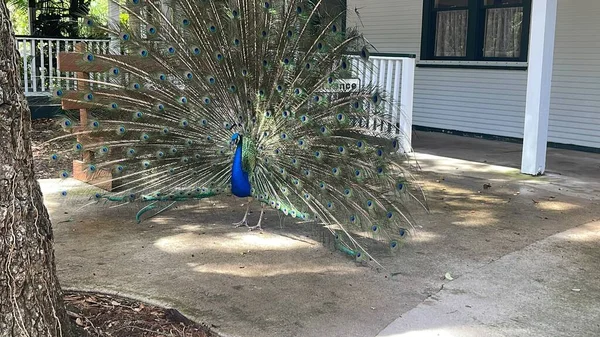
[421,0,531,62]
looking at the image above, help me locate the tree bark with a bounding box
[0,2,73,337]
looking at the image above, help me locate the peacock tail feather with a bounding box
[46,0,426,265]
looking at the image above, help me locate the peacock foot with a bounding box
[248,224,262,231]
[233,219,248,228]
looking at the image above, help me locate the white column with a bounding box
[400,57,416,153]
[108,0,121,54]
[521,0,558,175]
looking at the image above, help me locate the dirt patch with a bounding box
[64,291,215,337]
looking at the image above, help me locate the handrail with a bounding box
[15,35,111,42]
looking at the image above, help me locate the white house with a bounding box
[346,0,600,174]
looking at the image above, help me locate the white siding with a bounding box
[414,68,527,138]
[548,0,600,148]
[348,0,600,148]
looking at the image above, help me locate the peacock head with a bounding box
[231,133,241,149]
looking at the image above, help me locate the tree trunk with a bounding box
[0,2,73,337]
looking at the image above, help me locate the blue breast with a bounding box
[231,143,252,198]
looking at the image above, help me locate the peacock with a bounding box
[47,0,425,265]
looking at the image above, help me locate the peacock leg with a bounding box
[248,203,265,231]
[233,198,252,228]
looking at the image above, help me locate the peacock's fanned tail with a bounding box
[46,0,426,264]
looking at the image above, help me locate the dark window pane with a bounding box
[483,7,523,58]
[483,0,523,6]
[434,10,468,57]
[435,0,469,9]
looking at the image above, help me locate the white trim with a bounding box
[417,60,528,68]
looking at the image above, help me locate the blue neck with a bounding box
[231,140,252,197]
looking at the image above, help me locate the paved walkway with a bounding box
[42,132,600,337]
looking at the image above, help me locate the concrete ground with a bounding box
[41,131,600,337]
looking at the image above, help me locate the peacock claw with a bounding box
[248,224,262,231]
[233,220,248,228]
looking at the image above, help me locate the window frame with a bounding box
[420,0,532,63]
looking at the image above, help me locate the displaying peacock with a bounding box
[47,0,425,265]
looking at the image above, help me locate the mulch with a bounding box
[65,291,215,337]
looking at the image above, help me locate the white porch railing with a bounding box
[16,36,111,96]
[350,54,416,152]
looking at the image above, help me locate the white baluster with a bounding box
[392,60,402,133]
[22,40,29,93]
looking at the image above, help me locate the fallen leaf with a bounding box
[75,317,85,326]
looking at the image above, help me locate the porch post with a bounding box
[521,0,558,175]
[108,0,121,54]
[400,57,415,152]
